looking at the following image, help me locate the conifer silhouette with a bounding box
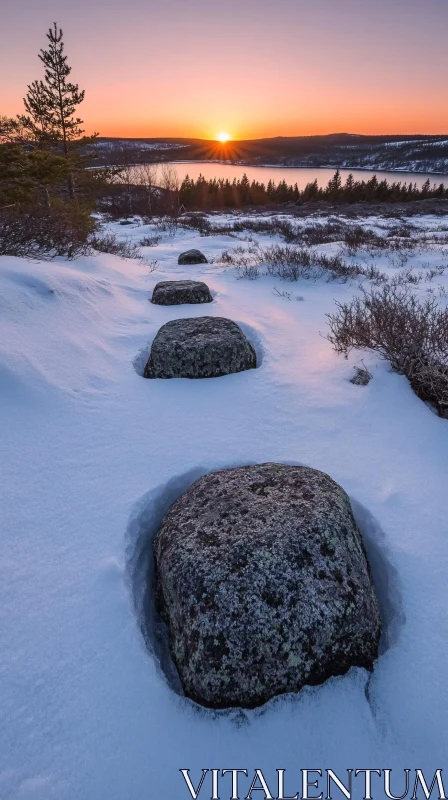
[21,23,88,197]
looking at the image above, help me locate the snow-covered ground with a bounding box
[92,140,190,150]
[1,214,448,800]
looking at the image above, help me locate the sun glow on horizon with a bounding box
[217,132,231,143]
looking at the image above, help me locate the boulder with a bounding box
[154,464,381,708]
[178,249,208,265]
[144,317,256,379]
[151,280,213,306]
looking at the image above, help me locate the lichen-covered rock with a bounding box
[151,280,213,306]
[154,464,381,708]
[178,249,208,265]
[144,317,256,379]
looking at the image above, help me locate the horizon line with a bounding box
[94,132,448,142]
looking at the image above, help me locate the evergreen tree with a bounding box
[421,178,431,197]
[0,145,35,206]
[20,80,55,145]
[240,173,250,203]
[0,144,70,206]
[327,169,342,199]
[303,178,319,201]
[0,115,25,144]
[20,23,92,198]
[344,173,355,201]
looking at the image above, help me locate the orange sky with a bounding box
[2,0,448,139]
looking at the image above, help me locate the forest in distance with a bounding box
[177,169,448,209]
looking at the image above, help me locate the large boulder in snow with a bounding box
[151,280,213,306]
[154,464,381,708]
[178,249,208,265]
[144,317,256,379]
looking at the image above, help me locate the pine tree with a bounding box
[421,178,431,197]
[344,173,355,200]
[0,145,35,206]
[20,80,55,145]
[327,169,342,199]
[21,23,89,198]
[0,144,70,206]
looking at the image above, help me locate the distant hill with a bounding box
[90,133,448,174]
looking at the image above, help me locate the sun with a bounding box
[217,132,231,143]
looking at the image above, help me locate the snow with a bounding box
[92,140,189,151]
[382,139,448,149]
[1,214,448,799]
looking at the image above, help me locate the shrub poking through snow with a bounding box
[139,235,161,247]
[263,245,360,282]
[327,285,448,417]
[0,202,95,260]
[350,364,373,386]
[89,232,141,259]
[220,243,361,282]
[89,232,158,271]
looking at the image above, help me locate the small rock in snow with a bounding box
[178,249,208,265]
[144,317,256,379]
[151,280,213,306]
[350,367,373,386]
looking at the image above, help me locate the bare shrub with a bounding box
[181,216,351,246]
[155,216,178,237]
[387,267,445,288]
[264,246,322,281]
[327,285,448,417]
[425,265,445,281]
[132,164,158,217]
[159,165,180,217]
[219,242,362,282]
[89,231,158,271]
[219,243,261,278]
[219,249,235,264]
[0,202,95,260]
[180,213,212,235]
[236,264,260,280]
[263,245,361,282]
[220,242,261,268]
[386,249,412,269]
[361,264,388,284]
[273,286,292,300]
[387,223,417,238]
[343,226,382,256]
[160,164,179,193]
[139,234,160,246]
[89,232,141,259]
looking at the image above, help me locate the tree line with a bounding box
[1,21,448,249]
[179,170,448,210]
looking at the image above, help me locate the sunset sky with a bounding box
[2,0,448,140]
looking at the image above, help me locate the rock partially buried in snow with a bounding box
[154,464,381,708]
[178,249,208,265]
[144,317,256,379]
[151,280,213,306]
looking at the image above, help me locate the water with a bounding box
[138,161,448,190]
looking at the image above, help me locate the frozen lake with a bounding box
[146,161,448,189]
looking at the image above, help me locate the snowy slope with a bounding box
[1,217,448,800]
